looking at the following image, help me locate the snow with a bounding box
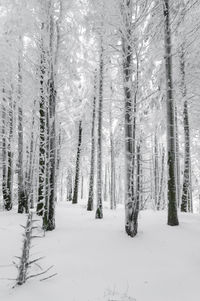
[0,202,200,301]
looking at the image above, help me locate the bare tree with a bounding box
[163,0,179,226]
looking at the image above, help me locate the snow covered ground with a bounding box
[0,202,200,301]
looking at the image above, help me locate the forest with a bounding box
[0,0,200,300]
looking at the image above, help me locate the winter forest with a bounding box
[0,0,200,300]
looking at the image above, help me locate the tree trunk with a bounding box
[2,86,13,210]
[37,27,46,217]
[175,105,181,207]
[109,86,116,210]
[121,0,139,236]
[81,175,84,199]
[17,45,28,214]
[134,144,141,233]
[27,100,36,209]
[163,0,179,226]
[72,121,82,204]
[45,10,57,231]
[180,44,192,212]
[154,131,159,208]
[67,169,73,202]
[95,43,104,219]
[87,74,97,211]
[43,106,50,230]
[157,146,165,210]
[7,87,14,210]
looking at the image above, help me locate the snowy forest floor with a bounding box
[0,202,200,301]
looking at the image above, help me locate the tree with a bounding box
[163,0,179,226]
[121,0,140,237]
[180,44,192,212]
[72,120,83,204]
[2,85,13,211]
[37,23,47,217]
[17,36,28,214]
[95,40,104,219]
[87,73,97,211]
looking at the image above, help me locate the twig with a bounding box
[40,273,58,281]
[26,265,54,280]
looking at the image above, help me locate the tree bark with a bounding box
[157,146,165,210]
[95,43,104,219]
[87,74,97,211]
[180,44,192,212]
[72,121,82,204]
[45,9,57,231]
[17,44,28,214]
[163,0,179,226]
[121,0,139,236]
[109,85,116,210]
[154,131,159,208]
[37,26,46,217]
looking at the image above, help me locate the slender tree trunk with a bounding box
[134,144,141,231]
[109,87,116,210]
[67,169,73,202]
[27,100,36,209]
[72,121,82,204]
[81,175,84,199]
[87,74,97,211]
[37,28,46,216]
[103,164,108,203]
[95,43,104,219]
[163,0,179,226]
[154,131,159,208]
[175,105,181,207]
[2,87,12,210]
[45,11,56,231]
[43,106,50,230]
[7,88,14,210]
[17,45,28,214]
[180,44,192,212]
[157,146,165,210]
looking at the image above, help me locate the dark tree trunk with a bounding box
[37,29,46,217]
[7,87,14,210]
[175,105,181,207]
[87,74,97,211]
[46,76,56,230]
[72,121,82,204]
[163,0,179,226]
[43,106,50,230]
[45,12,57,231]
[2,86,13,210]
[121,0,139,236]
